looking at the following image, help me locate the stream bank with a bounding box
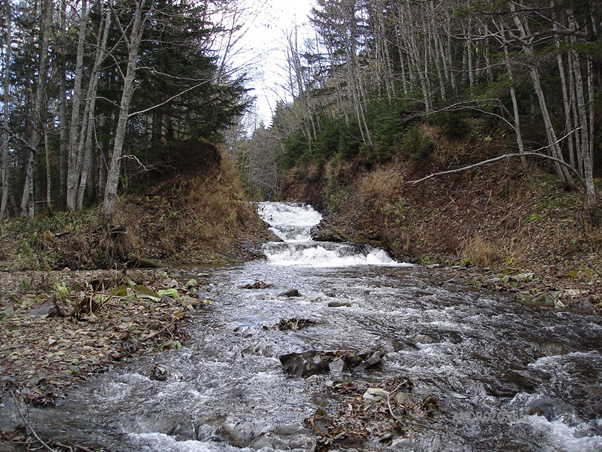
[281,156,602,312]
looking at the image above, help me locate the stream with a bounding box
[22,202,602,451]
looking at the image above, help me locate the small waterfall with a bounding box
[257,202,409,267]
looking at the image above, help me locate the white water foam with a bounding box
[265,244,405,267]
[257,202,410,267]
[257,202,321,242]
[129,432,253,452]
[528,415,602,452]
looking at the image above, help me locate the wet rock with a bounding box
[388,338,419,352]
[279,351,328,377]
[150,364,168,381]
[241,280,274,289]
[218,423,254,448]
[279,289,301,297]
[395,392,413,407]
[273,423,312,437]
[250,433,285,450]
[328,301,352,308]
[412,334,437,344]
[363,388,389,402]
[342,353,363,367]
[328,359,346,375]
[270,317,317,331]
[524,394,568,420]
[356,351,385,370]
[280,350,386,377]
[539,341,566,356]
[306,409,332,435]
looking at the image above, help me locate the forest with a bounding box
[2,2,602,450]
[1,0,601,247]
[0,0,249,224]
[233,0,601,217]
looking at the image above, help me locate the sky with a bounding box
[229,0,318,129]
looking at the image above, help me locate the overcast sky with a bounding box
[231,0,317,128]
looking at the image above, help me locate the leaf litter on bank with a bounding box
[0,269,209,405]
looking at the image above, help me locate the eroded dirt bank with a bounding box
[280,126,602,312]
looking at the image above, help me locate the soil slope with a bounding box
[280,123,602,311]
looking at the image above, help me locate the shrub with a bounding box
[462,235,502,267]
[433,111,471,138]
[403,124,436,164]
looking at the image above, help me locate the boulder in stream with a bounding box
[280,349,386,377]
[279,351,329,377]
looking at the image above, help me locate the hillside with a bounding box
[0,140,272,271]
[280,123,602,311]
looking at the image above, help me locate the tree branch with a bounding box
[0,125,38,153]
[9,389,58,452]
[407,129,584,187]
[407,151,585,188]
[128,80,210,117]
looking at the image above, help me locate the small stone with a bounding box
[150,364,168,381]
[279,289,301,297]
[160,294,175,304]
[328,301,352,308]
[363,388,389,403]
[328,359,346,374]
[356,351,385,370]
[395,392,413,407]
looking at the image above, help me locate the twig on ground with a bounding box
[141,322,176,341]
[9,389,58,452]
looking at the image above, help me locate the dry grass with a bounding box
[119,146,264,263]
[359,167,404,222]
[462,235,503,267]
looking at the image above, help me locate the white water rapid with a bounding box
[257,202,409,267]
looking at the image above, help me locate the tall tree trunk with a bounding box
[76,3,111,209]
[21,0,51,220]
[585,57,597,213]
[1,0,12,219]
[510,3,572,186]
[66,0,88,211]
[495,19,528,170]
[44,121,52,215]
[103,0,151,223]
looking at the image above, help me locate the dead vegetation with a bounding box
[306,376,440,451]
[0,142,271,272]
[0,269,209,403]
[280,124,602,310]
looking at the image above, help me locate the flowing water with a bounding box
[17,203,602,451]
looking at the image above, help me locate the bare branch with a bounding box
[128,80,210,117]
[407,130,584,187]
[408,152,585,188]
[9,389,58,452]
